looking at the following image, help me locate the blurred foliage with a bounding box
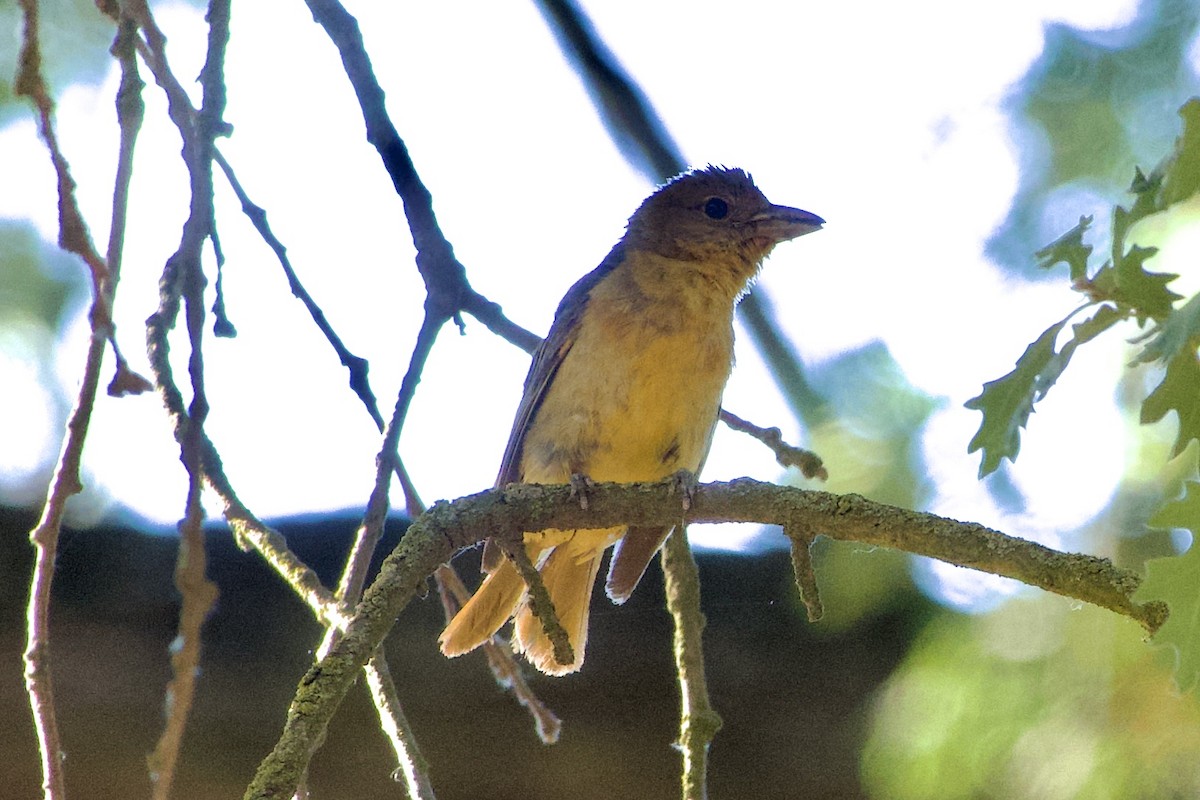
[989,0,1200,275]
[806,538,918,633]
[0,220,77,327]
[1137,442,1200,689]
[862,599,1200,799]
[875,5,1200,797]
[966,87,1200,696]
[805,341,940,510]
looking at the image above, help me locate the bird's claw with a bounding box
[568,473,596,510]
[669,469,699,512]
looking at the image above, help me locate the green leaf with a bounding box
[1035,215,1093,283]
[1040,304,1124,388]
[1113,243,1179,324]
[1159,97,1200,209]
[1133,292,1200,365]
[1142,347,1200,456]
[967,305,1125,477]
[966,318,1070,477]
[1138,475,1200,691]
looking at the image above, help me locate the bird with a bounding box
[439,166,823,674]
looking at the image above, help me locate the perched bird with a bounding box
[439,166,823,674]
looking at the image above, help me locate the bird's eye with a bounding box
[703,197,729,220]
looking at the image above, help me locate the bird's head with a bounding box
[624,166,823,271]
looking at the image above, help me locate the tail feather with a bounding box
[514,545,603,675]
[439,558,525,658]
[605,525,672,603]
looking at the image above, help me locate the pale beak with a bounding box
[750,204,825,244]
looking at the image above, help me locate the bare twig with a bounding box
[786,526,823,622]
[17,5,151,797]
[125,5,433,792]
[148,482,218,799]
[662,528,721,800]
[501,542,574,668]
[143,1,231,795]
[363,652,436,798]
[104,13,153,397]
[212,150,386,430]
[243,477,1165,799]
[435,565,562,744]
[17,0,108,282]
[304,308,446,800]
[303,0,540,353]
[718,409,827,480]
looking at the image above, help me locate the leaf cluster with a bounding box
[967,98,1200,477]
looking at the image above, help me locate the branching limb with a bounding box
[244,478,1164,799]
[662,528,721,800]
[303,0,541,353]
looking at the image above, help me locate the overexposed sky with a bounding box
[2,1,1183,608]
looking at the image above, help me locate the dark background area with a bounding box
[0,505,923,799]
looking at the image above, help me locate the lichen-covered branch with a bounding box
[244,477,1164,799]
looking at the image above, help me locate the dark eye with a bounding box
[703,197,729,220]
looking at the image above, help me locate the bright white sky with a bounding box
[0,0,1178,609]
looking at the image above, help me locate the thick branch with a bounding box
[244,478,1163,799]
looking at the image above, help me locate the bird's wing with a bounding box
[481,243,628,573]
[494,242,627,487]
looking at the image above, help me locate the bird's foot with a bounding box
[568,473,596,510]
[668,469,700,512]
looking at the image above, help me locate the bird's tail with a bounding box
[514,543,603,675]
[439,558,526,658]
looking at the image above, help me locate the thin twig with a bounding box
[126,5,429,794]
[105,12,153,397]
[718,409,827,480]
[435,566,562,744]
[17,5,149,797]
[212,150,385,430]
[144,0,230,795]
[307,309,444,800]
[243,477,1165,799]
[363,651,437,798]
[662,528,721,800]
[501,542,574,668]
[786,526,823,622]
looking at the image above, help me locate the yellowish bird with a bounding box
[439,166,823,674]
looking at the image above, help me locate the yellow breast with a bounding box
[520,249,740,485]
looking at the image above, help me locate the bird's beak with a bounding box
[750,204,825,244]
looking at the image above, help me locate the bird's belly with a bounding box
[521,320,732,485]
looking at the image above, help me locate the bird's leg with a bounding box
[668,469,700,512]
[568,473,596,510]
